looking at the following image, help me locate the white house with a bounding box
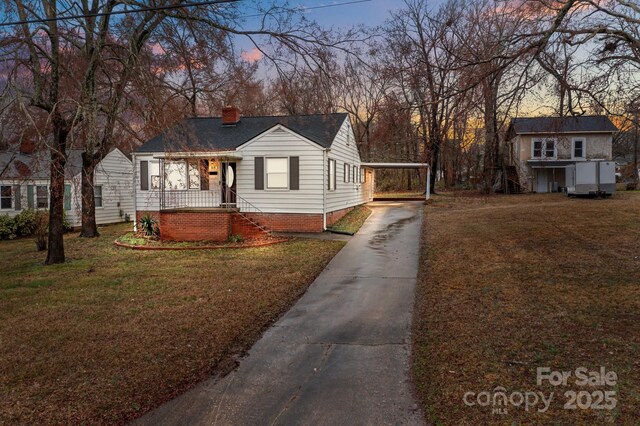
[507,116,618,192]
[133,107,374,241]
[0,146,134,227]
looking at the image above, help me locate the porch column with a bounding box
[426,166,431,201]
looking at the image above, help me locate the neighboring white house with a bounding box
[133,107,374,240]
[0,147,134,227]
[507,116,618,193]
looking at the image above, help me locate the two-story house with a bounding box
[507,116,618,193]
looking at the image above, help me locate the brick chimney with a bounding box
[19,140,36,154]
[222,106,241,125]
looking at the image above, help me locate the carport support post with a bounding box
[425,166,430,201]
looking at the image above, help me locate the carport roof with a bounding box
[362,162,430,169]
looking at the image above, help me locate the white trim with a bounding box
[264,156,290,191]
[531,138,557,160]
[328,158,336,192]
[132,153,137,232]
[571,137,586,160]
[361,162,430,168]
[152,151,242,160]
[236,124,327,151]
[322,150,327,230]
[94,185,104,209]
[0,184,12,210]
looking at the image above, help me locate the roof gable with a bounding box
[136,113,348,153]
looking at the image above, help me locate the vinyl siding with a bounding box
[133,153,163,212]
[325,118,368,212]
[0,149,134,227]
[236,127,325,214]
[92,149,134,225]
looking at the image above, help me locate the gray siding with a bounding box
[236,127,325,214]
[325,119,368,212]
[0,149,133,226]
[133,153,163,212]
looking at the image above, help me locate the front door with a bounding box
[536,169,548,193]
[221,162,237,205]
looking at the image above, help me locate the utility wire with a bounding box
[0,0,373,27]
[241,0,373,18]
[0,0,240,27]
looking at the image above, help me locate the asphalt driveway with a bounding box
[136,201,425,425]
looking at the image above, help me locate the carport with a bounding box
[361,163,431,200]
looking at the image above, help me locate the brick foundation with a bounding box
[136,210,160,224]
[159,210,232,241]
[136,207,359,240]
[326,206,355,226]
[243,212,324,233]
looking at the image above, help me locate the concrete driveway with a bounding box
[136,201,425,426]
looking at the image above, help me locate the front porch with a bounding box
[157,154,240,211]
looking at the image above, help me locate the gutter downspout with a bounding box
[132,153,137,232]
[323,148,329,230]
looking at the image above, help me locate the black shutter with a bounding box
[255,157,264,190]
[140,161,149,190]
[289,157,299,190]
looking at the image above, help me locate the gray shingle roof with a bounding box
[0,150,83,180]
[136,113,349,153]
[510,116,618,135]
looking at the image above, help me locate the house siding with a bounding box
[133,153,163,213]
[236,127,325,214]
[510,133,614,192]
[325,119,369,213]
[0,149,133,227]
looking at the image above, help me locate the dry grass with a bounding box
[414,191,640,425]
[374,191,425,198]
[328,205,372,234]
[0,224,344,424]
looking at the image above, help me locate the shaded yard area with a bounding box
[414,191,640,425]
[0,224,344,424]
[374,191,425,199]
[328,205,372,234]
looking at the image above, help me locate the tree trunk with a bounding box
[45,123,68,265]
[80,152,100,237]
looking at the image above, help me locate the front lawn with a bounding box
[0,224,344,424]
[414,192,640,425]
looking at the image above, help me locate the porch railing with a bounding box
[160,190,221,210]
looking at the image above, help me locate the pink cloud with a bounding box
[241,48,263,63]
[148,43,166,55]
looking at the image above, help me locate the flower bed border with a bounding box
[113,237,290,251]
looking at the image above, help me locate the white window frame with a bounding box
[360,166,366,183]
[164,160,188,190]
[94,185,103,208]
[531,138,557,160]
[187,161,201,190]
[265,157,289,190]
[328,159,336,191]
[0,185,12,210]
[36,185,48,209]
[572,138,586,160]
[344,163,350,183]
